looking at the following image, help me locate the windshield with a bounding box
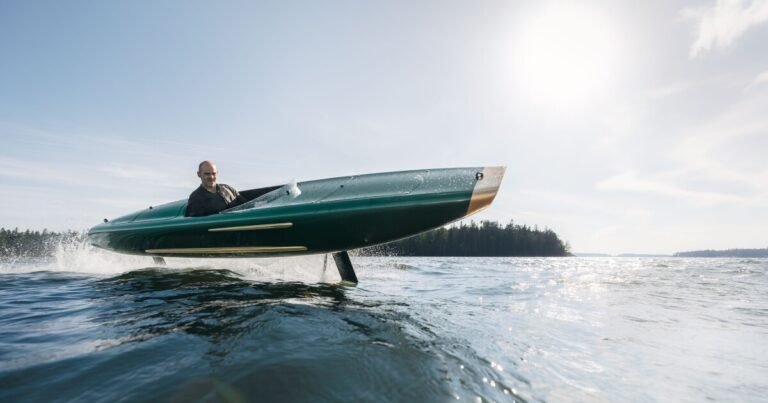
[223,180,301,213]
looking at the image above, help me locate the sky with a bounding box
[1,0,766,255]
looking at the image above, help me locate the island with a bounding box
[673,248,768,258]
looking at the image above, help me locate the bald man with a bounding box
[186,160,247,217]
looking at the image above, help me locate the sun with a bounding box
[511,4,620,108]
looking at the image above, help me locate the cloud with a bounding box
[99,165,188,189]
[100,165,156,180]
[0,156,78,184]
[0,157,185,191]
[668,92,768,192]
[596,171,748,205]
[684,0,768,57]
[600,78,768,208]
[753,70,768,85]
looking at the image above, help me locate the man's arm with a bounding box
[222,184,247,208]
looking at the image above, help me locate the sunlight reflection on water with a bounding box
[0,256,766,402]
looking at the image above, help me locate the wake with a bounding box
[1,237,339,283]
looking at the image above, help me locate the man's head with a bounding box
[197,160,218,191]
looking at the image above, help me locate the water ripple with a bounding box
[1,257,766,402]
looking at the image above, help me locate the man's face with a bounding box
[198,163,218,189]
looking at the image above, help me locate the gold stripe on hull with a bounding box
[146,246,307,254]
[466,166,506,217]
[208,222,293,232]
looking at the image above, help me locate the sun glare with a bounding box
[512,5,620,108]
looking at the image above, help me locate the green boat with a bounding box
[88,166,505,282]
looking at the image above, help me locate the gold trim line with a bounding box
[146,246,307,254]
[208,222,293,232]
[466,166,506,217]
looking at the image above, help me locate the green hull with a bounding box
[88,167,505,258]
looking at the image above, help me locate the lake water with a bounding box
[1,246,766,402]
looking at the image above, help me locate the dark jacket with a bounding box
[186,184,247,217]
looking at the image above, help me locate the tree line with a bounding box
[674,248,768,258]
[1,220,571,258]
[360,220,570,257]
[0,228,83,258]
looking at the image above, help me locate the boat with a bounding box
[88,166,506,283]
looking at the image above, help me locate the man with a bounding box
[186,160,247,217]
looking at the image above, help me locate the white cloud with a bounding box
[596,171,748,205]
[598,79,768,209]
[752,70,768,85]
[0,157,188,191]
[0,156,78,184]
[668,93,768,192]
[99,165,189,190]
[684,0,768,57]
[100,165,156,180]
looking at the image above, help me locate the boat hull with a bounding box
[88,167,505,258]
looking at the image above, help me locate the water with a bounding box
[0,246,766,402]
